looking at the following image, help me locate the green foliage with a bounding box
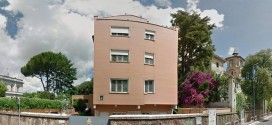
[171,10,216,82]
[236,93,249,112]
[241,49,272,102]
[23,91,55,100]
[23,92,36,98]
[35,91,55,99]
[267,100,272,111]
[73,99,90,115]
[0,97,62,109]
[73,99,87,112]
[76,80,93,95]
[209,73,229,102]
[0,81,8,97]
[21,51,77,94]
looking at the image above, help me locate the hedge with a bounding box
[0,97,62,110]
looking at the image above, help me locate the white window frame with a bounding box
[110,79,129,93]
[110,49,129,62]
[144,52,154,65]
[144,80,154,94]
[111,26,129,36]
[145,30,155,40]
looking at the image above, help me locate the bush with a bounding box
[23,91,55,100]
[178,71,216,107]
[0,97,62,110]
[35,91,55,99]
[0,81,8,97]
[236,93,249,112]
[268,100,272,112]
[73,99,90,116]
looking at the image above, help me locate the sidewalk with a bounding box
[247,115,272,125]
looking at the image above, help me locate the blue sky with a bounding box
[0,0,271,92]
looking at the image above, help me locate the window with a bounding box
[111,50,129,62]
[145,30,155,40]
[145,80,154,93]
[230,60,234,67]
[111,79,128,93]
[216,62,219,68]
[144,53,154,65]
[111,27,129,36]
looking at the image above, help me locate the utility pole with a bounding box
[252,63,258,121]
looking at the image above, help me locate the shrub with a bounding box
[73,99,90,116]
[0,81,8,97]
[178,71,216,107]
[236,93,249,112]
[0,97,62,110]
[268,100,272,112]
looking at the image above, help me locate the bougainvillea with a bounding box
[178,71,216,107]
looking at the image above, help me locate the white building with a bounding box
[0,75,23,97]
[211,54,226,76]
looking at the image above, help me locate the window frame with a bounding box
[145,30,155,41]
[111,26,129,37]
[110,79,129,93]
[144,80,155,94]
[110,49,129,63]
[144,52,154,65]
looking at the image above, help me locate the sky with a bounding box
[0,0,271,92]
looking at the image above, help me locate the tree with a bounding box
[0,81,8,97]
[76,79,93,95]
[241,49,272,103]
[171,10,216,82]
[178,71,216,107]
[209,73,229,102]
[21,51,77,94]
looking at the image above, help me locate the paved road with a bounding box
[250,116,272,125]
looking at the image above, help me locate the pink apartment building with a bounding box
[93,14,178,116]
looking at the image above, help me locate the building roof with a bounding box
[98,14,148,23]
[0,75,24,84]
[225,55,245,61]
[213,54,226,62]
[94,14,177,31]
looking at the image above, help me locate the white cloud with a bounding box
[154,0,172,7]
[0,0,224,93]
[201,9,224,28]
[0,15,6,29]
[228,47,235,55]
[187,0,200,12]
[186,0,224,28]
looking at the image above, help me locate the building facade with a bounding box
[93,15,178,116]
[0,75,23,97]
[211,54,226,76]
[225,49,245,78]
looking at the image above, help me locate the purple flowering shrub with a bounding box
[178,71,216,107]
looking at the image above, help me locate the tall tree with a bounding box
[76,79,93,95]
[171,10,216,82]
[21,52,77,94]
[0,81,8,97]
[241,49,272,102]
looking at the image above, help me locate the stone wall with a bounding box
[0,111,69,125]
[109,112,239,125]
